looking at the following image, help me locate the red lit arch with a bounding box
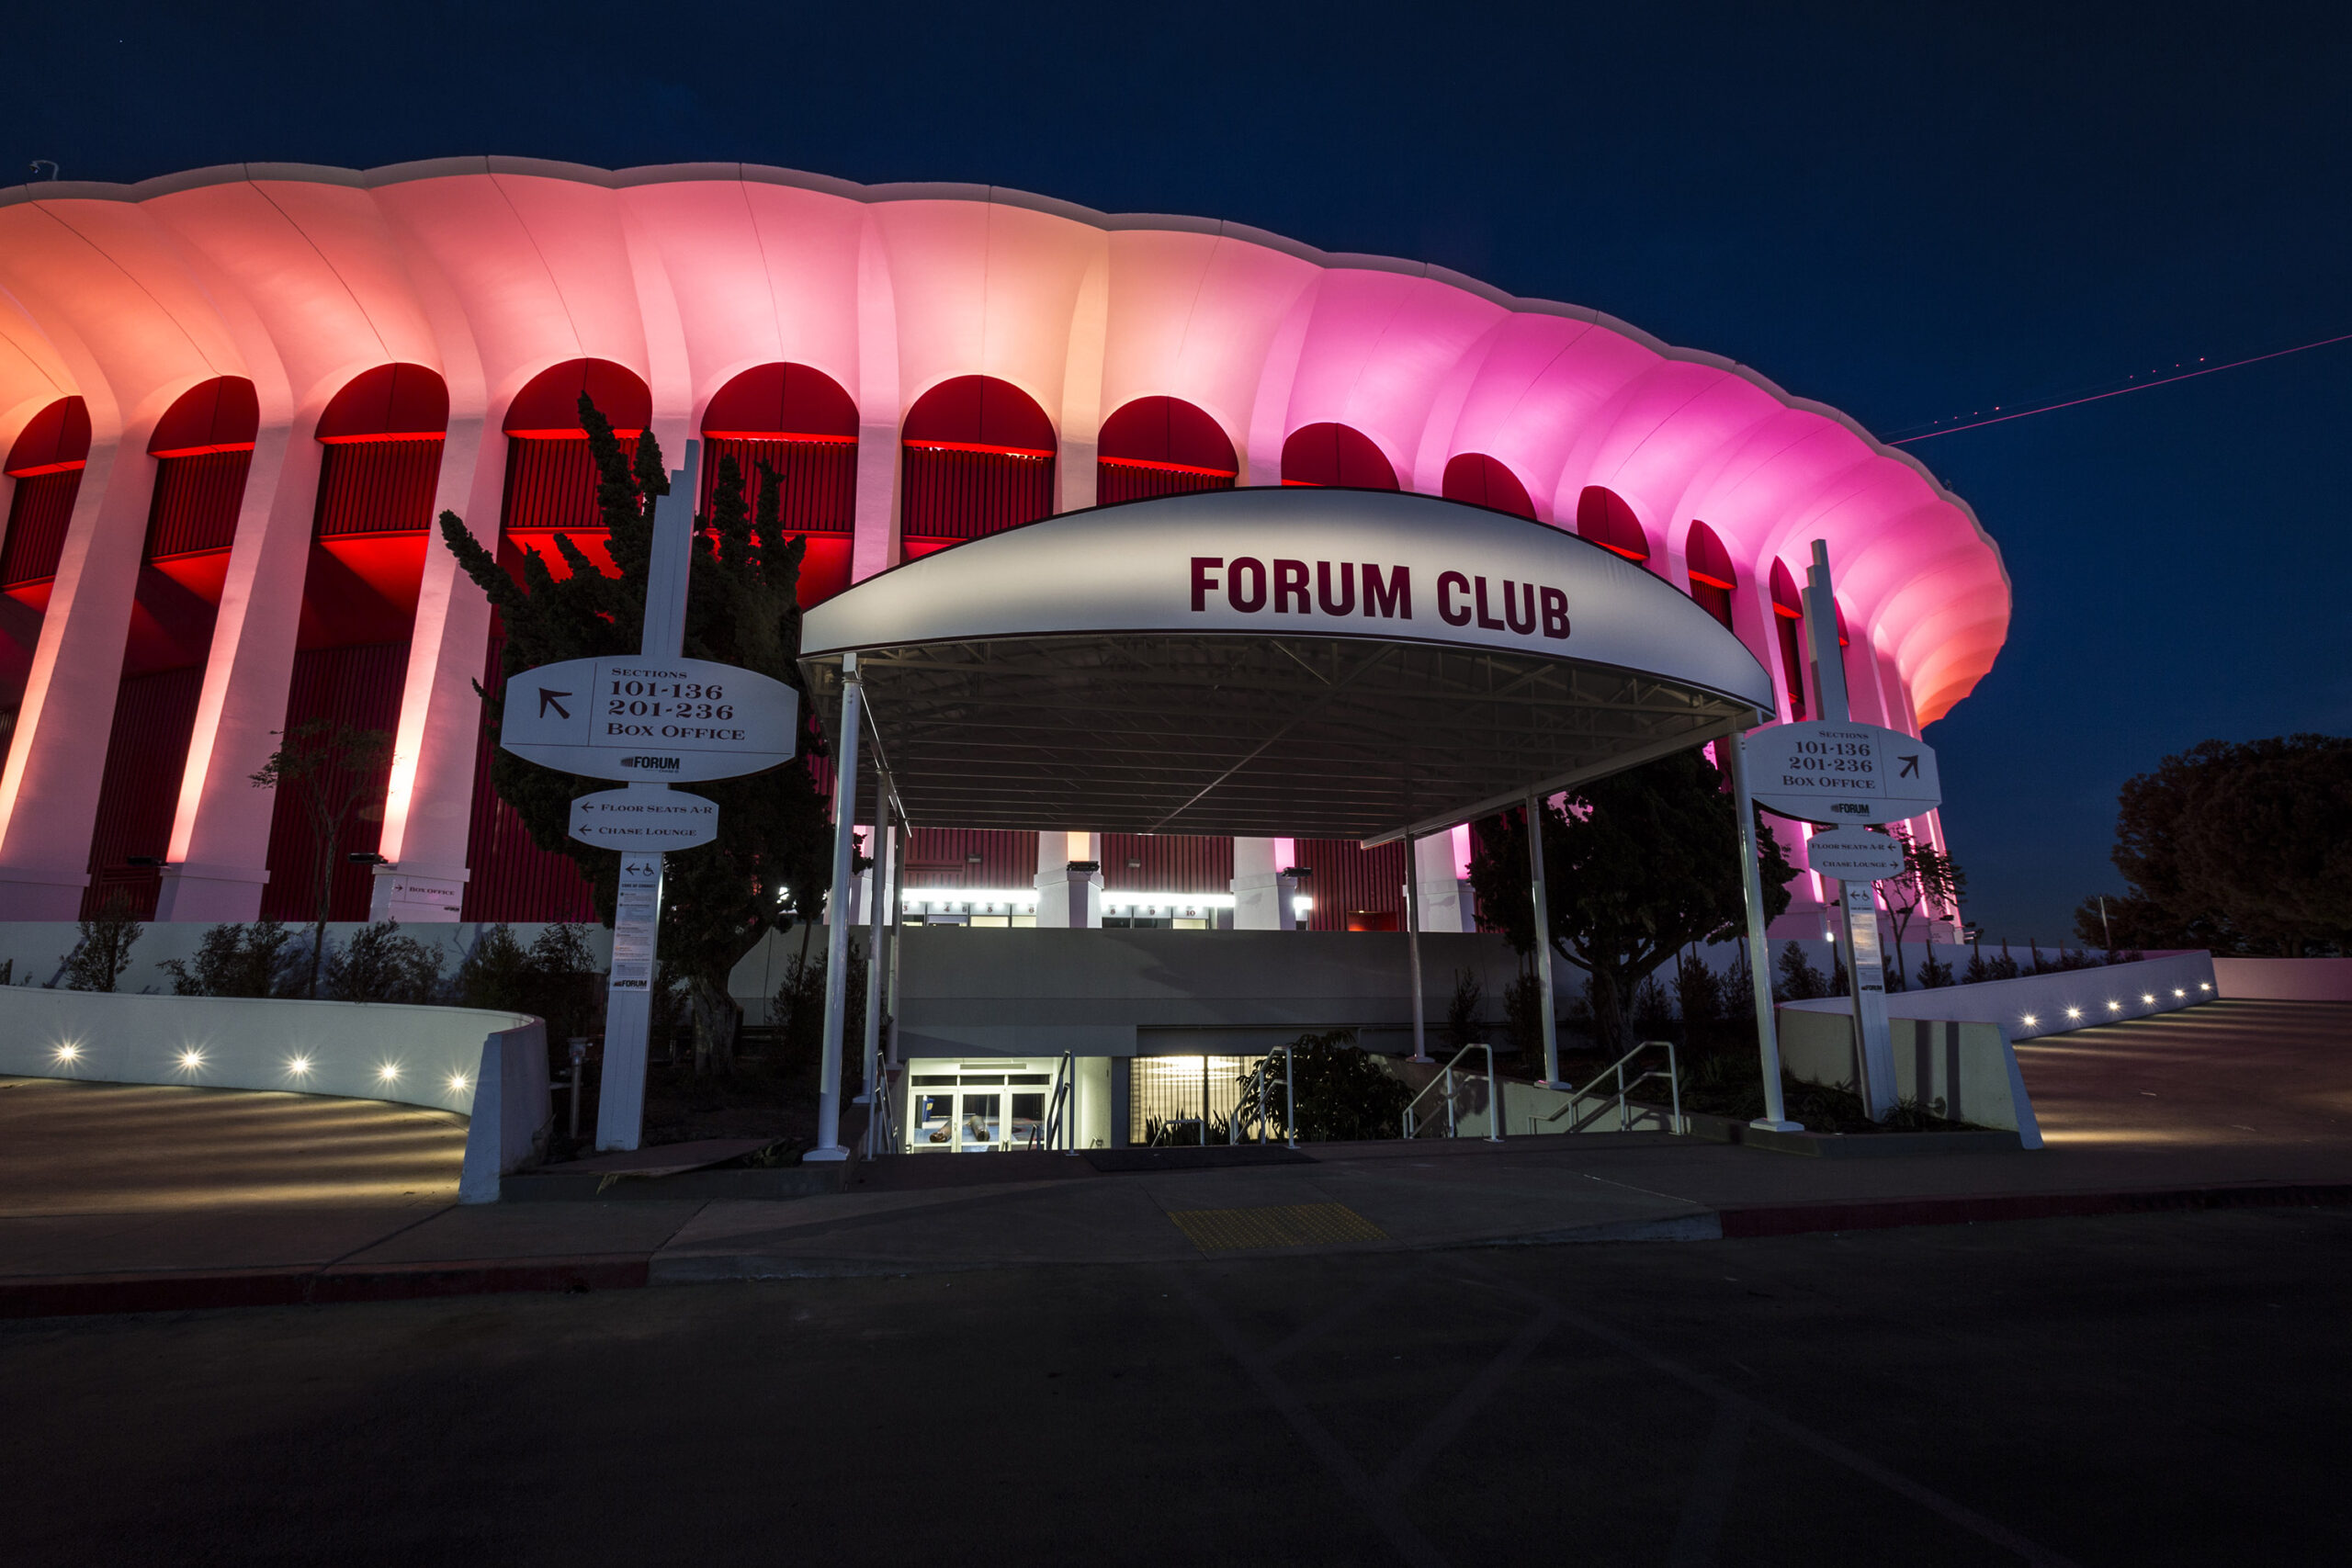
[318,364,448,444]
[2,397,92,595]
[901,376,1056,547]
[1097,396,1236,506]
[1770,559,1807,720]
[150,377,258,458]
[1282,423,1396,490]
[503,358,650,438]
[1685,521,1736,631]
[1441,454,1535,520]
[700,363,859,605]
[1575,486,1648,564]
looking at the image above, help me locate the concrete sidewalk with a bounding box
[4,998,2346,1314]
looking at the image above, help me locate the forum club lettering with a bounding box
[1188,557,1571,637]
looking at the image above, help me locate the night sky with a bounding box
[8,3,2347,943]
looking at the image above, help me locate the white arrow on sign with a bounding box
[1742,720,1941,826]
[570,785,720,851]
[1803,826,1908,881]
[500,655,798,783]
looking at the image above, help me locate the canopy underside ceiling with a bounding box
[807,634,1752,842]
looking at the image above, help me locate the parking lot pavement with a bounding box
[6,1205,2346,1566]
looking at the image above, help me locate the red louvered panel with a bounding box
[696,436,856,532]
[145,450,252,558]
[80,666,205,919]
[258,644,408,922]
[2,469,81,586]
[315,439,443,536]
[1096,462,1233,508]
[901,828,1040,890]
[1293,838,1407,933]
[461,632,597,921]
[1102,833,1233,894]
[899,446,1054,542]
[502,437,605,536]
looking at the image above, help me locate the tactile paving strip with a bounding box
[1165,1201,1389,1253]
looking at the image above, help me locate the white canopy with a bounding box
[798,488,1774,841]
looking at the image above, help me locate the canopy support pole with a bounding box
[1722,728,1799,1130]
[1404,830,1430,1062]
[854,769,891,1111]
[1526,793,1561,1088]
[808,653,864,1164]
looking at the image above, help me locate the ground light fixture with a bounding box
[52,1043,80,1064]
[2199,983,2213,992]
[447,1073,469,1093]
[287,1056,312,1077]
[2022,1014,2039,1027]
[2108,1000,2123,1012]
[2174,988,2187,998]
[377,1063,401,1083]
[176,1049,205,1070]
[2142,993,2156,1004]
[2064,1007,2083,1021]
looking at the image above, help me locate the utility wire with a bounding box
[1885,330,2352,446]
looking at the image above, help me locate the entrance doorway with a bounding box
[907,1061,1057,1152]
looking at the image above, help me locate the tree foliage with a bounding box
[2077,734,2352,955]
[1236,1029,1411,1143]
[61,893,141,992]
[1880,825,1966,991]
[250,718,393,997]
[1465,746,1798,1052]
[435,396,836,1068]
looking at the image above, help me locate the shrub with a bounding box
[1776,941,1827,1001]
[159,920,300,998]
[1238,1028,1411,1143]
[1916,944,1955,989]
[321,920,445,1003]
[1673,949,1722,1027]
[1630,976,1675,1042]
[1444,967,1486,1053]
[62,894,142,993]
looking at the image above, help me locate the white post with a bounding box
[808,653,864,1162]
[1403,831,1430,1062]
[884,818,906,1068]
[1722,729,1799,1131]
[1806,538,1895,1119]
[593,441,698,1151]
[1525,794,1562,1087]
[854,799,889,1114]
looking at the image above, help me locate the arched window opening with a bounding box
[1575,486,1649,566]
[1441,454,1535,520]
[699,363,858,606]
[1684,522,1736,632]
[1770,559,1807,721]
[3,396,92,597]
[900,376,1056,552]
[1281,423,1397,490]
[465,359,650,922]
[85,377,260,918]
[258,365,450,923]
[1097,397,1236,506]
[498,358,652,583]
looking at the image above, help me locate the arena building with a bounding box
[0,160,2007,936]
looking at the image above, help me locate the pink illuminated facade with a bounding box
[0,159,2006,932]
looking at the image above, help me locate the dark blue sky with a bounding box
[10,2,2348,942]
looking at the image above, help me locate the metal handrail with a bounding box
[1226,1044,1298,1150]
[1400,1043,1506,1143]
[1527,1040,1685,1136]
[1043,1050,1078,1155]
[864,1062,900,1157]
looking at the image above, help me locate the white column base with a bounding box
[1034,863,1102,928]
[0,871,94,919]
[153,863,268,922]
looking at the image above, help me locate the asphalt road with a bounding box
[6,1206,2346,1567]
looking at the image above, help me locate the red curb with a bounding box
[0,1254,650,1320]
[311,1255,649,1303]
[1715,1182,2352,1239]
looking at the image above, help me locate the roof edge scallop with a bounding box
[0,155,2007,703]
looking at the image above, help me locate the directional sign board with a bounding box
[1743,721,1941,826]
[500,656,797,783]
[570,786,720,851]
[1803,826,1908,881]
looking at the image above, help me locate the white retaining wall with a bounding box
[1782,952,2220,1043]
[2212,956,2352,1002]
[0,987,548,1203]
